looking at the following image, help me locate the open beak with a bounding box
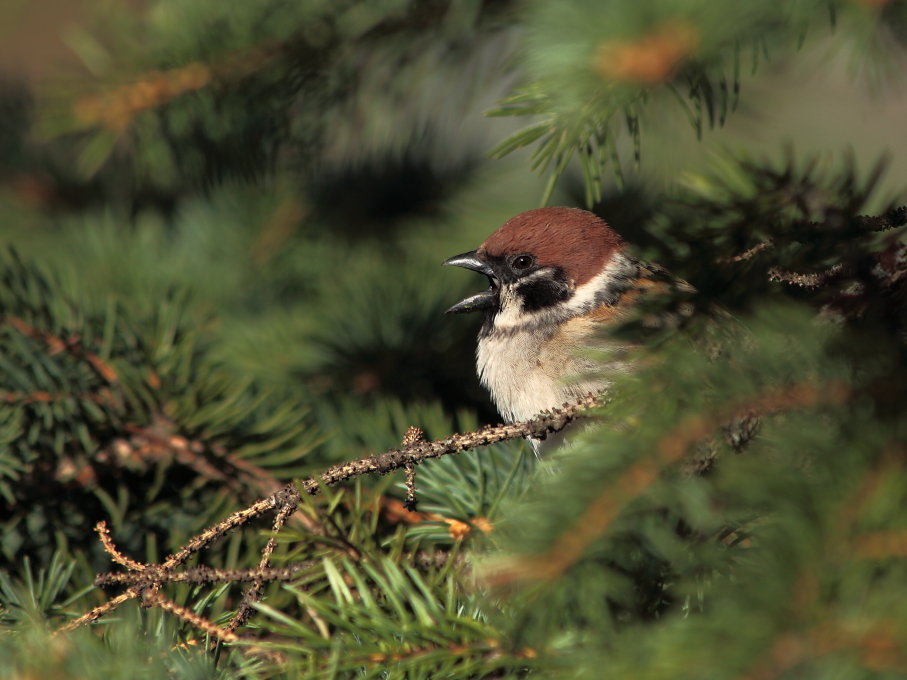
[443,250,498,314]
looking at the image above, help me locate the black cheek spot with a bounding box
[519,278,572,312]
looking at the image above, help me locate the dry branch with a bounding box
[225,494,299,633]
[141,591,286,663]
[297,393,602,495]
[56,393,605,636]
[95,564,313,587]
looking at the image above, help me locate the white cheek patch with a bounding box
[515,267,557,285]
[562,252,634,314]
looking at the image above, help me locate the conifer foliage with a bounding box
[1,1,906,678]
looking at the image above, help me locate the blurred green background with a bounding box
[1,2,906,678]
[1,0,904,432]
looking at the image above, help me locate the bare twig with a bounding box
[57,393,604,636]
[57,485,301,633]
[859,206,907,232]
[73,46,281,132]
[725,240,774,263]
[401,426,426,511]
[768,264,845,289]
[165,485,302,568]
[225,495,299,633]
[404,465,418,511]
[142,591,285,663]
[95,564,313,587]
[96,521,146,572]
[297,393,602,495]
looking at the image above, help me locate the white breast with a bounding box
[476,326,609,424]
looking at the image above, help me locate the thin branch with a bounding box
[725,239,774,263]
[298,393,603,495]
[73,46,281,132]
[95,564,314,587]
[57,485,300,633]
[401,426,425,511]
[404,465,417,511]
[859,205,907,232]
[141,591,285,664]
[57,393,604,635]
[768,264,845,289]
[225,495,299,633]
[58,591,137,633]
[96,521,146,572]
[164,485,302,568]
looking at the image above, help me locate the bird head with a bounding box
[443,207,626,328]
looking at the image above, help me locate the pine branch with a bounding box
[140,590,285,663]
[297,392,602,494]
[401,426,425,511]
[224,492,298,633]
[95,564,312,587]
[73,46,281,132]
[3,315,119,384]
[95,521,146,572]
[484,380,852,586]
[56,487,302,633]
[56,393,604,635]
[724,207,907,264]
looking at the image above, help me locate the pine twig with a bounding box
[3,315,119,383]
[95,564,313,587]
[767,264,845,289]
[298,393,603,495]
[141,590,285,664]
[57,485,301,633]
[96,521,146,572]
[73,46,281,132]
[404,465,418,512]
[225,495,299,633]
[859,205,907,232]
[401,426,426,511]
[58,393,604,635]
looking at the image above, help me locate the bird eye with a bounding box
[511,254,534,271]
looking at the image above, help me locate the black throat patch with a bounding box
[517,271,572,312]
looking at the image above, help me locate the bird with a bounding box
[443,206,665,455]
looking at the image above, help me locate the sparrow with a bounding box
[444,206,662,455]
